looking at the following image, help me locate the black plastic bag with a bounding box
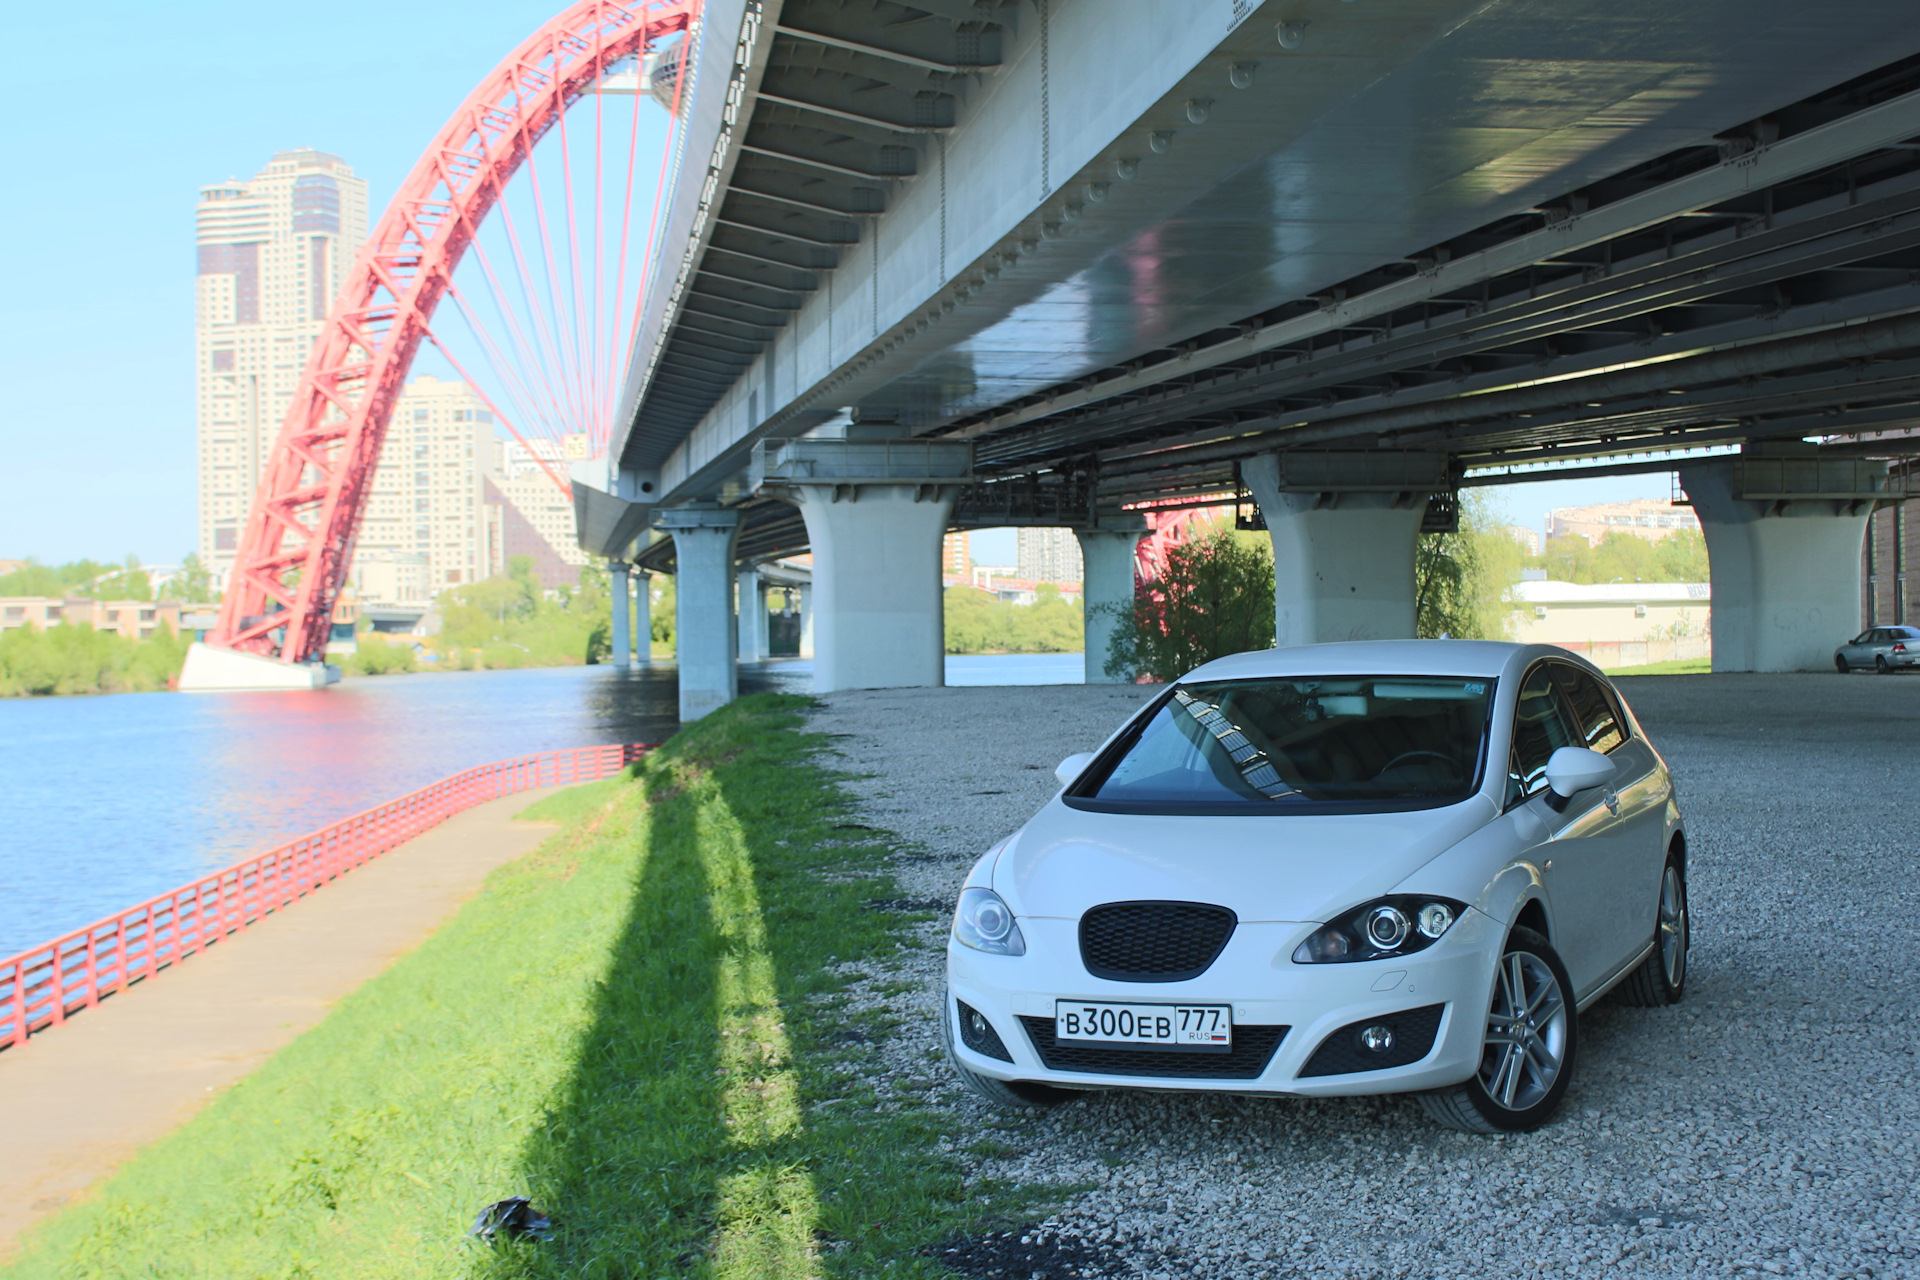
[470,1197,555,1243]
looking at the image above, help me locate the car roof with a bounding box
[1182,639,1539,683]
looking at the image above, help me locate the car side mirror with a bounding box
[1055,752,1096,786]
[1543,746,1615,811]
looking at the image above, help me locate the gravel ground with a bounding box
[810,673,1920,1279]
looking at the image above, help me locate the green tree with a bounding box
[94,555,153,602]
[649,572,676,650]
[1100,528,1275,681]
[1535,528,1708,585]
[1416,491,1527,639]
[0,558,115,598]
[163,552,217,603]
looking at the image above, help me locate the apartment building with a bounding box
[195,150,370,586]
[1016,526,1084,585]
[1545,499,1701,547]
[0,599,183,641]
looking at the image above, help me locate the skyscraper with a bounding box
[1017,527,1084,585]
[195,150,370,588]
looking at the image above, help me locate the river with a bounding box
[0,654,1083,955]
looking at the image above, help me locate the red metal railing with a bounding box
[0,742,653,1050]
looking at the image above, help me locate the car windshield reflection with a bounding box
[1079,676,1494,813]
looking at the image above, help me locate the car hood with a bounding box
[992,794,1498,923]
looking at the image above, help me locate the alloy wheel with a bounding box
[1659,864,1689,990]
[1479,950,1569,1111]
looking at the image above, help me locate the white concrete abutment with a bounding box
[1680,448,1891,672]
[658,505,740,721]
[1077,520,1148,683]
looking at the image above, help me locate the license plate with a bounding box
[1054,1000,1232,1051]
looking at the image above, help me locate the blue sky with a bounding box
[0,1,1674,568]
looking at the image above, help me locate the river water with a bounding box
[0,654,1081,956]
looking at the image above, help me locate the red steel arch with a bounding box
[213,0,698,664]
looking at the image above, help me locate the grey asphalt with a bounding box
[812,671,1920,1280]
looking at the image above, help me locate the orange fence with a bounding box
[0,743,652,1050]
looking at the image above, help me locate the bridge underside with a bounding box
[611,0,1920,699]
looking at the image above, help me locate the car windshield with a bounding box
[1080,676,1495,811]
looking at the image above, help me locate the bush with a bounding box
[345,633,418,676]
[0,622,190,696]
[1415,490,1528,640]
[943,583,1083,654]
[1101,527,1275,682]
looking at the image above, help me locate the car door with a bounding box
[1505,662,1620,999]
[1551,663,1665,977]
[1844,630,1875,667]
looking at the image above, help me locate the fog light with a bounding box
[967,1010,989,1037]
[1359,1025,1395,1053]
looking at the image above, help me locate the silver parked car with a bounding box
[1834,625,1920,674]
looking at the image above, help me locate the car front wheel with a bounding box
[1419,927,1577,1133]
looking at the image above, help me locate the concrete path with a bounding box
[0,787,565,1257]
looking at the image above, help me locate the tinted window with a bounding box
[1508,666,1580,806]
[1082,676,1495,811]
[1550,664,1627,755]
[1853,631,1874,644]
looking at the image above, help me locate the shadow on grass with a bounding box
[480,695,1003,1279]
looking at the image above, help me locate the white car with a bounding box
[942,641,1689,1133]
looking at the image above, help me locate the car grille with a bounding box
[1297,1004,1445,1077]
[1018,1018,1288,1079]
[1078,901,1237,982]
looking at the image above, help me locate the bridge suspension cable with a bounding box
[212,0,699,665]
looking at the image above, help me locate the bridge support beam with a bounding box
[737,568,767,663]
[608,562,632,671]
[1244,453,1447,648]
[797,583,815,659]
[634,569,652,665]
[1679,450,1887,672]
[658,505,741,720]
[1077,519,1148,683]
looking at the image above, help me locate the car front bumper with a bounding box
[946,908,1502,1097]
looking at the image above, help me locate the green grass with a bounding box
[1604,657,1711,676]
[5,695,1026,1278]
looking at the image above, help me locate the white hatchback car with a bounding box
[942,641,1689,1133]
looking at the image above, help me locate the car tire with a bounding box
[1418,927,1578,1134]
[1615,853,1689,1007]
[1876,655,1892,674]
[939,990,1080,1110]
[1835,655,1850,674]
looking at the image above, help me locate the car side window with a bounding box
[1854,631,1875,644]
[1507,665,1579,807]
[1549,663,1627,755]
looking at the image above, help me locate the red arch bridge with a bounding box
[186,0,1920,710]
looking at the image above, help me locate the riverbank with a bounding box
[1,696,1033,1278]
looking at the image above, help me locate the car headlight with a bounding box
[953,887,1026,956]
[1292,895,1465,964]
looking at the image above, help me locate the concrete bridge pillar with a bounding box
[1076,518,1148,683]
[608,562,632,671]
[737,568,767,663]
[658,505,741,720]
[1243,452,1449,648]
[633,569,652,664]
[753,430,972,693]
[1679,450,1888,672]
[797,583,815,659]
[789,486,956,692]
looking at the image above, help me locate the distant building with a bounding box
[195,150,371,589]
[1862,479,1916,627]
[1507,580,1711,668]
[350,376,589,610]
[942,531,970,582]
[1506,525,1542,556]
[1016,527,1084,585]
[1545,499,1700,547]
[0,598,184,642]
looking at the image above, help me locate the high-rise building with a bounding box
[942,530,970,581]
[195,150,370,588]
[351,376,497,607]
[350,376,592,610]
[1017,526,1084,585]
